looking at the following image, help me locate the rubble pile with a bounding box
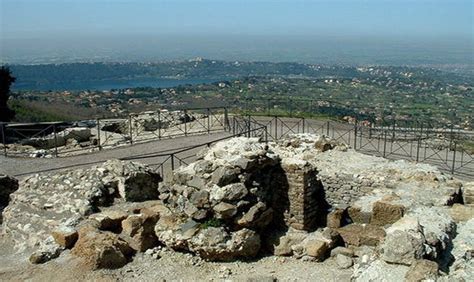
[2,159,161,254]
[1,134,472,279]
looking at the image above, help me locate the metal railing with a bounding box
[5,112,473,180]
[245,115,473,180]
[10,117,267,180]
[1,107,230,158]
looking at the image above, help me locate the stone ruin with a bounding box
[1,134,473,280]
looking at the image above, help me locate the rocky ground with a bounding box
[1,134,473,281]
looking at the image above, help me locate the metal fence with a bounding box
[234,96,473,131]
[10,117,267,181]
[245,115,474,180]
[0,107,229,157]
[2,103,473,180]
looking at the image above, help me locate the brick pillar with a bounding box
[281,159,323,231]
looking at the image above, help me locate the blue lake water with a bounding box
[13,77,225,91]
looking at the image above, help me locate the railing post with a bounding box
[232,116,236,135]
[158,110,162,140]
[207,108,211,134]
[383,130,387,158]
[97,118,102,150]
[353,119,358,149]
[289,98,293,117]
[302,118,305,134]
[416,135,421,162]
[326,121,330,136]
[274,116,278,140]
[264,126,268,143]
[392,118,396,141]
[224,107,229,131]
[184,109,188,136]
[1,123,7,157]
[171,154,175,171]
[451,142,457,175]
[53,124,59,157]
[129,115,133,144]
[247,115,251,138]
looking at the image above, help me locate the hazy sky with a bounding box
[2,0,473,39]
[1,0,472,65]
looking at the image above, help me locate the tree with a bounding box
[0,66,16,122]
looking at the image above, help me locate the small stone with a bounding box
[335,254,353,269]
[405,259,439,282]
[213,202,238,219]
[330,246,354,257]
[327,209,344,228]
[305,240,328,260]
[51,227,78,249]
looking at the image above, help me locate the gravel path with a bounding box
[0,132,231,178]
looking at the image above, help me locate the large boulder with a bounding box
[380,216,426,265]
[71,227,134,270]
[120,210,160,252]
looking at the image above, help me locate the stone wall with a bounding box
[317,172,377,208]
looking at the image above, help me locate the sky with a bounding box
[0,0,473,64]
[1,0,473,38]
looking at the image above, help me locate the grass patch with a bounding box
[200,218,223,229]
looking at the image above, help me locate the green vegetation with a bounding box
[8,99,105,122]
[200,218,223,229]
[7,61,473,129]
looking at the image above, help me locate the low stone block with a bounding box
[337,224,386,247]
[371,201,405,226]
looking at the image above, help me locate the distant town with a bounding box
[7,59,473,130]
